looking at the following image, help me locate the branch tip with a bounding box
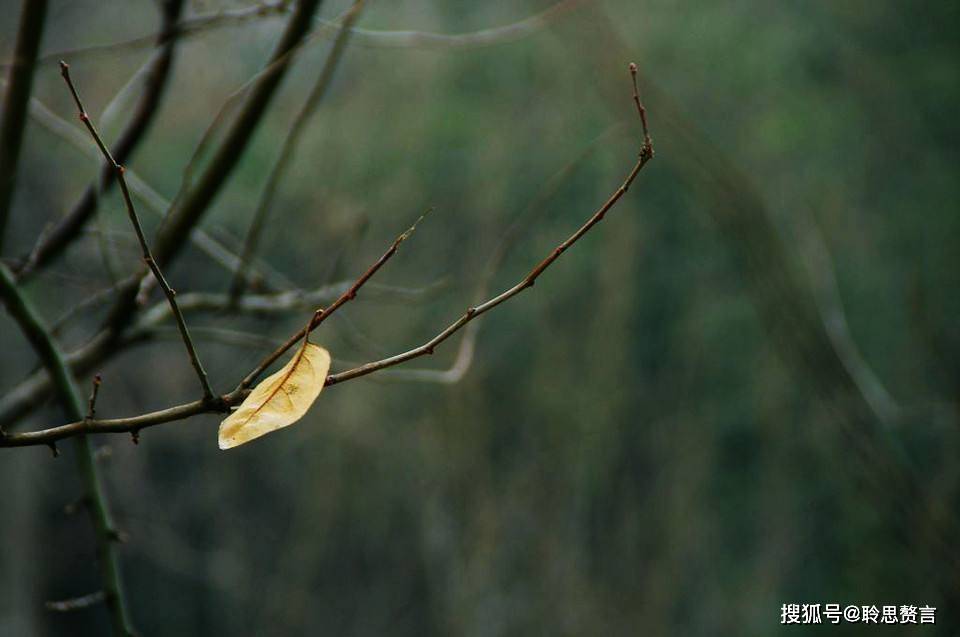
[399,207,433,243]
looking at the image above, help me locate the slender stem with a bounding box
[0,263,134,636]
[328,139,653,386]
[230,0,366,300]
[0,0,48,252]
[236,210,428,391]
[60,61,215,400]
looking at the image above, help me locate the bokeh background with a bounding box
[1,0,958,635]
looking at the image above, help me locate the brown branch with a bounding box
[377,123,623,383]
[60,61,215,400]
[0,0,48,252]
[86,374,102,421]
[327,120,653,385]
[15,0,186,280]
[0,63,652,449]
[233,210,430,392]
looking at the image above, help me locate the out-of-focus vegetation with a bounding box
[0,0,957,634]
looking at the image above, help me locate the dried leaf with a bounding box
[219,343,331,449]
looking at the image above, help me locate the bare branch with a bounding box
[0,0,48,251]
[234,210,430,392]
[379,126,622,383]
[86,374,102,421]
[60,61,215,400]
[327,107,653,385]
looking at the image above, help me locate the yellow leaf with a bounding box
[219,343,331,449]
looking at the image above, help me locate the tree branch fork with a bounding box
[1,63,653,451]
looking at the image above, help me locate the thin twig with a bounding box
[378,124,623,383]
[235,209,430,392]
[230,0,366,300]
[86,374,102,421]
[327,89,653,385]
[0,0,48,252]
[60,61,215,401]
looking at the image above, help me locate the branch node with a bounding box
[130,429,140,445]
[48,442,59,458]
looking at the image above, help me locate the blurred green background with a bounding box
[1,0,958,634]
